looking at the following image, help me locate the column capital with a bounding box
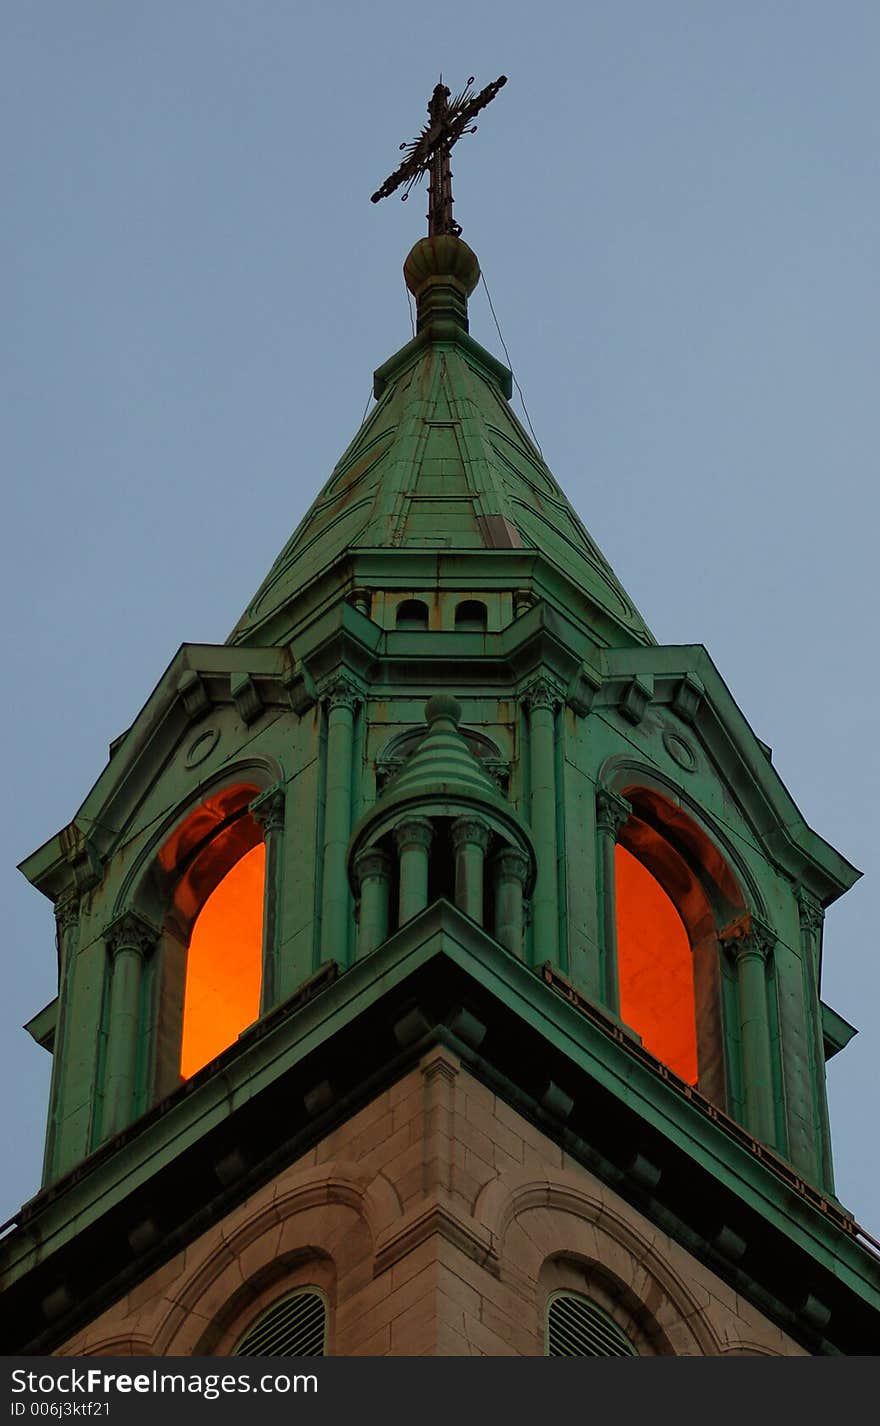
[520,674,563,715]
[450,816,493,854]
[321,675,362,714]
[492,845,530,884]
[719,913,775,965]
[250,783,285,834]
[796,886,824,936]
[394,817,435,853]
[54,890,81,935]
[354,845,392,887]
[596,788,632,839]
[105,910,159,960]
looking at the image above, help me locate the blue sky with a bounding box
[1,1,878,1237]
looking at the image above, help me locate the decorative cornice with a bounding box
[282,648,317,716]
[567,659,603,717]
[176,669,211,723]
[619,673,654,726]
[230,671,264,727]
[671,672,705,726]
[249,784,285,835]
[59,822,100,896]
[104,911,159,960]
[596,788,632,839]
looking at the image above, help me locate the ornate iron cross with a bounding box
[371,74,507,237]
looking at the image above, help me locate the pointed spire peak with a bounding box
[404,234,480,335]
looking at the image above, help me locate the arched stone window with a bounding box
[546,1291,637,1356]
[233,1288,327,1357]
[597,782,756,1118]
[615,844,697,1084]
[454,599,487,631]
[395,598,429,631]
[179,841,265,1078]
[144,782,280,1091]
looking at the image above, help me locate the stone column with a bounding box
[354,846,392,958]
[103,911,157,1139]
[797,887,833,1191]
[722,916,776,1145]
[395,818,434,925]
[451,816,492,924]
[595,788,631,1015]
[43,892,81,1181]
[250,784,285,1014]
[320,678,359,968]
[523,677,562,966]
[492,846,530,958]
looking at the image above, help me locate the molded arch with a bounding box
[598,756,765,922]
[114,755,283,924]
[476,1169,722,1356]
[155,1161,391,1355]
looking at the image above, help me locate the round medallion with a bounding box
[662,730,697,772]
[185,727,221,768]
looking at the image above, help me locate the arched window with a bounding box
[396,598,429,631]
[615,844,697,1084]
[146,783,268,1086]
[180,841,265,1078]
[546,1291,637,1356]
[454,599,487,632]
[604,784,745,1111]
[234,1289,327,1357]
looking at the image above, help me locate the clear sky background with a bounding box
[1,2,878,1236]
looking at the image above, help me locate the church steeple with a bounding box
[5,78,880,1357]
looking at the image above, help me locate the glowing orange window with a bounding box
[180,842,265,1079]
[615,844,698,1084]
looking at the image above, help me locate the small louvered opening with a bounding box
[546,1292,637,1357]
[234,1290,326,1357]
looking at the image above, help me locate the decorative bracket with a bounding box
[231,671,264,726]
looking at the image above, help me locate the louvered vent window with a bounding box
[234,1289,327,1357]
[546,1292,637,1357]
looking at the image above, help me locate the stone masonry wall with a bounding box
[58,1049,805,1356]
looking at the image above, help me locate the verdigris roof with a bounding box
[230,235,653,646]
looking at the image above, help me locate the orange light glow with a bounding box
[615,844,698,1085]
[180,842,265,1079]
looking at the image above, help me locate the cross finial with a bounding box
[371,74,507,237]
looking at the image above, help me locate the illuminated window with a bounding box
[179,841,265,1079]
[615,843,698,1084]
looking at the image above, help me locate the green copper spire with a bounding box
[230,233,653,648]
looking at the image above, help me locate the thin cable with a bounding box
[480,269,543,456]
[406,287,416,338]
[360,387,373,425]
